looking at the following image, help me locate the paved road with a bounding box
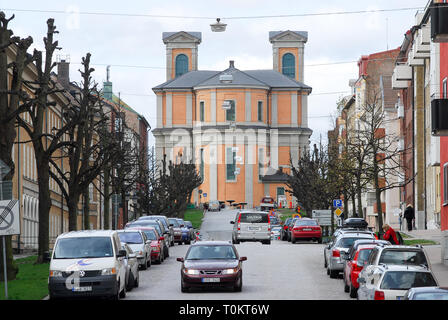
[125,209,349,300]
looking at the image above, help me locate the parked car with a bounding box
[403,287,448,300]
[176,218,192,244]
[271,226,282,240]
[285,217,299,242]
[127,226,165,264]
[117,230,152,270]
[280,218,292,241]
[230,210,271,245]
[290,218,322,243]
[138,215,174,247]
[358,244,432,283]
[331,228,377,242]
[342,244,378,298]
[357,265,438,300]
[176,241,247,292]
[184,221,196,241]
[48,230,127,300]
[269,216,281,227]
[120,243,139,291]
[127,220,170,257]
[208,200,221,212]
[324,232,376,278]
[168,218,183,244]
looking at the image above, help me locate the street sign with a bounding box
[292,214,301,219]
[334,208,343,217]
[0,199,20,236]
[312,210,332,226]
[333,199,343,207]
[203,193,207,198]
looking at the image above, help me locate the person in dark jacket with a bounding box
[403,204,415,231]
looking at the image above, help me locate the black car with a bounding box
[342,218,368,229]
[176,241,247,293]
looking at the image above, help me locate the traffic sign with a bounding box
[0,200,20,236]
[292,214,301,219]
[333,199,343,207]
[334,208,343,217]
[203,193,207,198]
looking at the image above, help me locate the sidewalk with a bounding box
[400,228,448,286]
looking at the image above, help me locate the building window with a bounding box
[258,101,263,122]
[277,187,285,197]
[282,53,295,79]
[226,100,236,122]
[175,54,189,78]
[258,148,265,180]
[443,77,447,99]
[200,101,205,122]
[200,148,204,181]
[444,163,448,205]
[226,147,236,181]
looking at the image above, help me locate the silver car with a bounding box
[230,210,271,245]
[117,230,152,270]
[324,232,376,278]
[139,215,175,247]
[121,243,139,291]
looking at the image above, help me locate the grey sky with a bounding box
[2,0,428,147]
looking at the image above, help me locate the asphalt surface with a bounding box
[125,209,350,300]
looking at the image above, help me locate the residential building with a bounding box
[152,30,312,208]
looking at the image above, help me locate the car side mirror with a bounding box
[230,221,235,224]
[239,257,247,262]
[176,257,184,262]
[117,249,127,258]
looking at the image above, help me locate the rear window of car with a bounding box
[240,212,269,223]
[142,230,157,240]
[337,237,372,248]
[380,271,437,290]
[357,248,373,263]
[294,219,318,226]
[379,249,428,266]
[118,232,143,244]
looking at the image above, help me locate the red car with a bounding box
[290,218,322,243]
[128,226,165,264]
[342,244,375,298]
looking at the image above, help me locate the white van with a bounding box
[48,230,127,300]
[230,210,271,245]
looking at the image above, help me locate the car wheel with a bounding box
[119,281,126,299]
[326,266,330,275]
[185,240,191,245]
[349,283,357,298]
[134,272,139,288]
[147,255,151,268]
[291,236,296,244]
[165,247,170,258]
[317,238,322,244]
[234,238,240,244]
[111,281,120,300]
[127,273,134,291]
[324,256,327,268]
[181,280,189,293]
[329,269,338,279]
[234,274,242,292]
[141,258,148,270]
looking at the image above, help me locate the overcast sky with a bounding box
[2,0,429,147]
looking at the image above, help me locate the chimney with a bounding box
[57,59,70,90]
[103,65,113,101]
[229,60,235,68]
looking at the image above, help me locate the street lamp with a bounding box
[210,18,227,32]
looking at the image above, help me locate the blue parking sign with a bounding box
[333,199,343,207]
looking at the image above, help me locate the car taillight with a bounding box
[332,249,340,257]
[374,290,385,300]
[293,227,299,231]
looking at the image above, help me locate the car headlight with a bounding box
[222,268,238,275]
[101,268,117,275]
[49,270,63,277]
[184,268,200,275]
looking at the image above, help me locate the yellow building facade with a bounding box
[153,31,313,208]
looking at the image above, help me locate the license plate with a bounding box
[396,296,403,300]
[202,278,220,283]
[249,227,260,231]
[72,286,92,292]
[303,228,312,231]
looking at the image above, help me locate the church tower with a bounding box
[269,31,308,83]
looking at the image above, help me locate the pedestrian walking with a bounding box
[403,204,415,231]
[382,224,399,245]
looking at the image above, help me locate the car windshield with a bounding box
[295,220,318,226]
[337,237,372,248]
[141,230,157,240]
[186,245,237,260]
[53,237,113,259]
[169,219,180,227]
[379,250,428,266]
[118,232,143,244]
[380,271,437,290]
[240,213,268,223]
[357,248,373,263]
[413,292,448,300]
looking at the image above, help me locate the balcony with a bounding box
[407,47,424,66]
[415,25,430,57]
[431,3,448,43]
[431,99,448,136]
[391,65,410,89]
